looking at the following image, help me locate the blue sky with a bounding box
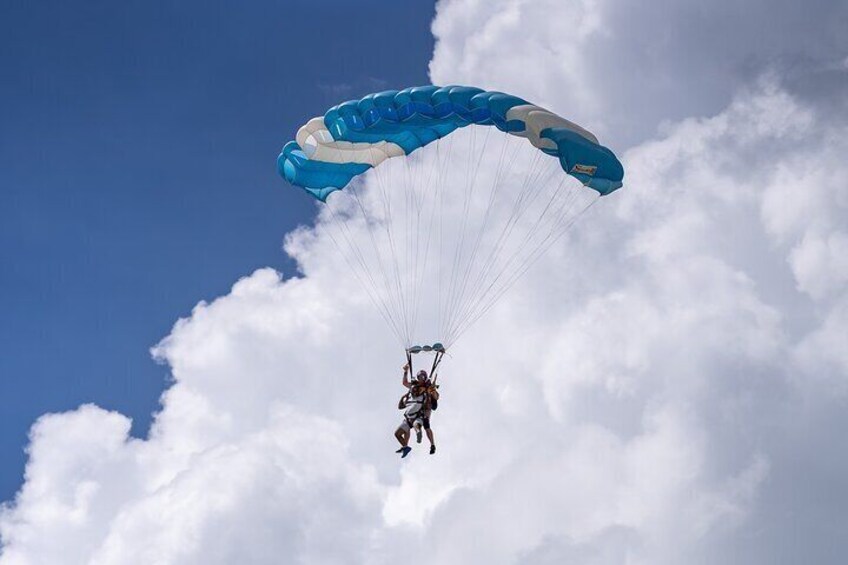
[0,0,435,500]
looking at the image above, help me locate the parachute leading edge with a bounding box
[277,85,624,200]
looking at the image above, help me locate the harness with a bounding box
[402,385,426,419]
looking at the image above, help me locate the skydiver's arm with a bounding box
[402,364,411,389]
[430,387,440,401]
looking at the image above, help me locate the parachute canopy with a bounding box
[278,85,623,200]
[278,85,624,349]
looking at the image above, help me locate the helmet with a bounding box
[416,369,428,380]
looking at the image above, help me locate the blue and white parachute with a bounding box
[278,85,624,349]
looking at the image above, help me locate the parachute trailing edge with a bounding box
[278,85,624,200]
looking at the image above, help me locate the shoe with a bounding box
[429,445,436,455]
[401,446,412,458]
[415,428,423,443]
[395,447,405,453]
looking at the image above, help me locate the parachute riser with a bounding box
[431,351,444,385]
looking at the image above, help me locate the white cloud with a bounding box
[4,1,848,564]
[430,0,848,146]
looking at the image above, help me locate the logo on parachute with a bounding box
[571,164,597,176]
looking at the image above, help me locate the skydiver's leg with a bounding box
[423,417,435,454]
[395,427,408,446]
[395,421,413,458]
[395,420,410,450]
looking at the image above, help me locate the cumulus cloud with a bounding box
[430,0,848,146]
[4,1,848,564]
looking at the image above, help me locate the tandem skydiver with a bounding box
[394,363,439,458]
